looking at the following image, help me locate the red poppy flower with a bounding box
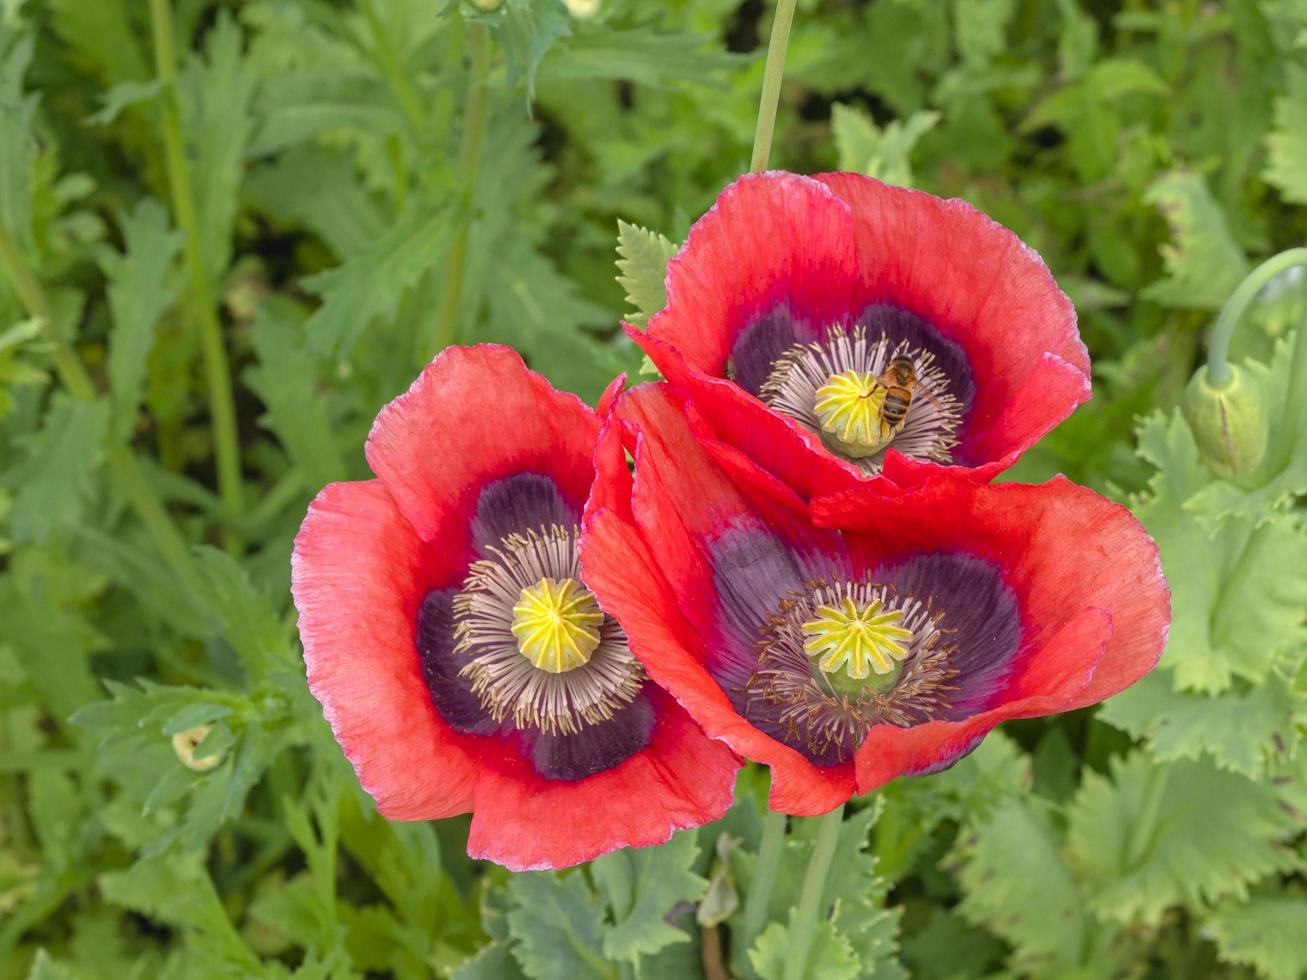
[631,171,1090,497]
[581,383,1168,815]
[291,346,739,870]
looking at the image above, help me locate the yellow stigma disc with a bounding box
[801,596,913,679]
[511,578,604,673]
[813,370,891,455]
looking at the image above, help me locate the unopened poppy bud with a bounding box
[1182,364,1269,479]
[565,0,600,15]
[469,0,503,10]
[171,724,225,772]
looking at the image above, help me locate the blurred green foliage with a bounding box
[0,0,1305,977]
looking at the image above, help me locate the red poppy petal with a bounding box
[291,479,478,820]
[813,172,1089,465]
[465,690,740,871]
[812,476,1169,713]
[365,344,599,542]
[646,171,860,374]
[582,388,856,815]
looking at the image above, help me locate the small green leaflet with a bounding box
[615,221,677,328]
[498,0,572,103]
[831,103,940,188]
[1142,170,1249,310]
[1265,63,1307,205]
[594,830,706,963]
[750,919,860,980]
[302,197,455,356]
[5,395,109,541]
[1206,896,1307,980]
[100,198,182,442]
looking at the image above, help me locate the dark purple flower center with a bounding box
[709,531,1019,766]
[416,473,652,781]
[728,305,976,473]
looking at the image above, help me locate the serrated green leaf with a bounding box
[24,950,81,980]
[1067,755,1298,924]
[955,797,1090,973]
[1132,411,1307,692]
[1207,895,1307,980]
[244,306,347,491]
[498,0,572,102]
[831,103,940,188]
[0,33,37,252]
[46,0,149,87]
[615,220,677,328]
[192,546,296,683]
[954,0,1016,67]
[596,830,705,963]
[453,942,529,980]
[302,198,455,356]
[1099,668,1300,776]
[6,395,110,541]
[539,28,741,86]
[100,198,182,441]
[178,13,255,280]
[749,919,860,980]
[1265,63,1307,204]
[86,78,162,126]
[505,872,613,980]
[1142,171,1249,310]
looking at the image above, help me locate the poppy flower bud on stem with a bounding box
[171,724,225,772]
[1182,364,1268,478]
[1195,247,1307,477]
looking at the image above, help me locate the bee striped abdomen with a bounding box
[880,387,912,426]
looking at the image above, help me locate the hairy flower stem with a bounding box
[782,804,844,980]
[0,222,204,606]
[149,0,244,545]
[749,0,798,173]
[739,808,787,957]
[430,21,492,360]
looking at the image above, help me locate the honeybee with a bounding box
[871,356,942,436]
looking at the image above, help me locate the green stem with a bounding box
[0,223,205,604]
[739,808,787,956]
[429,21,491,359]
[1205,248,1307,387]
[782,805,844,980]
[1124,764,1169,869]
[1280,277,1307,469]
[149,0,244,537]
[749,0,798,173]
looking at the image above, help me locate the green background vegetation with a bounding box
[1,0,1305,977]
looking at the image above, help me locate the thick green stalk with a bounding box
[361,0,428,134]
[739,808,787,957]
[429,22,491,359]
[148,0,244,534]
[782,805,844,980]
[1205,248,1307,387]
[749,0,798,173]
[1279,273,1307,468]
[0,223,204,603]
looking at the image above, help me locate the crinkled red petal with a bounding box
[582,385,856,815]
[365,344,599,543]
[291,479,480,820]
[466,687,739,871]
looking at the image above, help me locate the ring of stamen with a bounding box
[455,526,644,735]
[742,579,959,761]
[761,326,963,474]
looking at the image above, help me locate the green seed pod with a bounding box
[1182,364,1269,479]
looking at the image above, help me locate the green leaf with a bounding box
[6,395,110,541]
[302,197,455,356]
[178,13,256,280]
[750,919,859,980]
[505,871,614,980]
[192,546,296,683]
[1066,755,1299,924]
[1141,171,1249,310]
[0,33,37,252]
[540,28,742,87]
[498,0,572,103]
[1098,668,1300,777]
[1207,896,1307,980]
[1265,63,1307,204]
[86,78,162,126]
[100,198,182,441]
[244,305,348,491]
[595,830,705,963]
[953,0,1017,68]
[1132,411,1307,692]
[831,103,940,188]
[45,0,150,87]
[615,221,677,328]
[955,797,1090,973]
[454,942,529,980]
